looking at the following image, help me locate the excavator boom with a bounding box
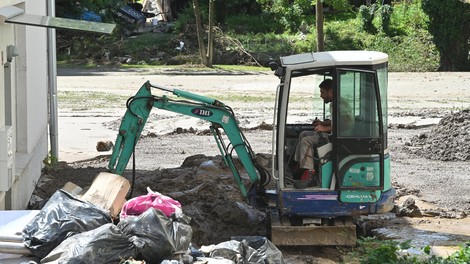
[108,81,266,198]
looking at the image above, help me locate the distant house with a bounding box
[0,0,114,210]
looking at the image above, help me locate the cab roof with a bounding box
[280,50,388,69]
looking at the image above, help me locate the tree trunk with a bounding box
[192,0,208,66]
[207,0,215,67]
[316,0,325,52]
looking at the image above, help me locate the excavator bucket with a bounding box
[270,215,356,246]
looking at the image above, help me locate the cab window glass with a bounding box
[338,71,379,138]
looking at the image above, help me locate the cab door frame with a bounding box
[332,67,385,191]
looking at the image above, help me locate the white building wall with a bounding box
[0,0,18,209]
[0,0,48,209]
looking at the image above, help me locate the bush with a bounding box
[353,238,470,264]
[224,13,283,34]
[226,32,296,65]
[380,4,393,33]
[358,4,378,33]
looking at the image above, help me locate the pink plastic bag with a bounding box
[120,187,182,220]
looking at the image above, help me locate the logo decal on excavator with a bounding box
[192,108,213,117]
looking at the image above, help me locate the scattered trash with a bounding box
[118,207,192,262]
[175,41,184,51]
[22,190,112,258]
[396,197,422,217]
[41,223,136,263]
[17,180,285,263]
[120,187,182,220]
[80,10,102,22]
[209,236,285,264]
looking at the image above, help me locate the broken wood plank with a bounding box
[61,182,84,196]
[80,172,130,218]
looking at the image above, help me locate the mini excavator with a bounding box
[108,50,396,246]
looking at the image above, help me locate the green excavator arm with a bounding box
[108,81,267,198]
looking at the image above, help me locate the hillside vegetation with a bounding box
[57,1,440,72]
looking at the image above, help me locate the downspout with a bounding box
[47,0,58,163]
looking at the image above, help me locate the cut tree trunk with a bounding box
[192,0,208,66]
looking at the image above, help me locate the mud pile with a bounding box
[406,109,470,161]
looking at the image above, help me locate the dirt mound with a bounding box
[406,109,470,161]
[33,154,270,247]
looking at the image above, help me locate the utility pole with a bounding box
[316,0,325,52]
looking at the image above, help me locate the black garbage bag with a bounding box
[22,190,112,258]
[41,223,137,264]
[209,239,264,264]
[210,236,285,264]
[118,208,192,263]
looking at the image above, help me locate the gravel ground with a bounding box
[32,70,470,263]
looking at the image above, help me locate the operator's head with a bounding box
[319,79,333,103]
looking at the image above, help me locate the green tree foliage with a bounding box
[359,4,378,33]
[256,0,351,32]
[421,0,470,71]
[380,4,393,33]
[358,3,393,34]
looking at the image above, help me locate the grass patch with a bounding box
[202,94,276,103]
[213,65,271,72]
[58,91,129,110]
[201,94,316,104]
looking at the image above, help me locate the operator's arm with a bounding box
[313,119,331,133]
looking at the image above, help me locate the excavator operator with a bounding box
[292,79,354,182]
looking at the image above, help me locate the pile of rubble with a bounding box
[406,109,470,161]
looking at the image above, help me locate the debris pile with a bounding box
[13,155,281,263]
[406,109,470,161]
[395,197,422,217]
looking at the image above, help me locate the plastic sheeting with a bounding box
[210,236,285,264]
[118,207,192,262]
[22,190,112,258]
[38,207,192,263]
[41,223,136,264]
[232,236,285,264]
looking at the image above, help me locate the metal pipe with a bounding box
[0,234,23,243]
[47,0,58,162]
[0,242,30,255]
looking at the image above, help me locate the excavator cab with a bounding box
[269,51,395,245]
